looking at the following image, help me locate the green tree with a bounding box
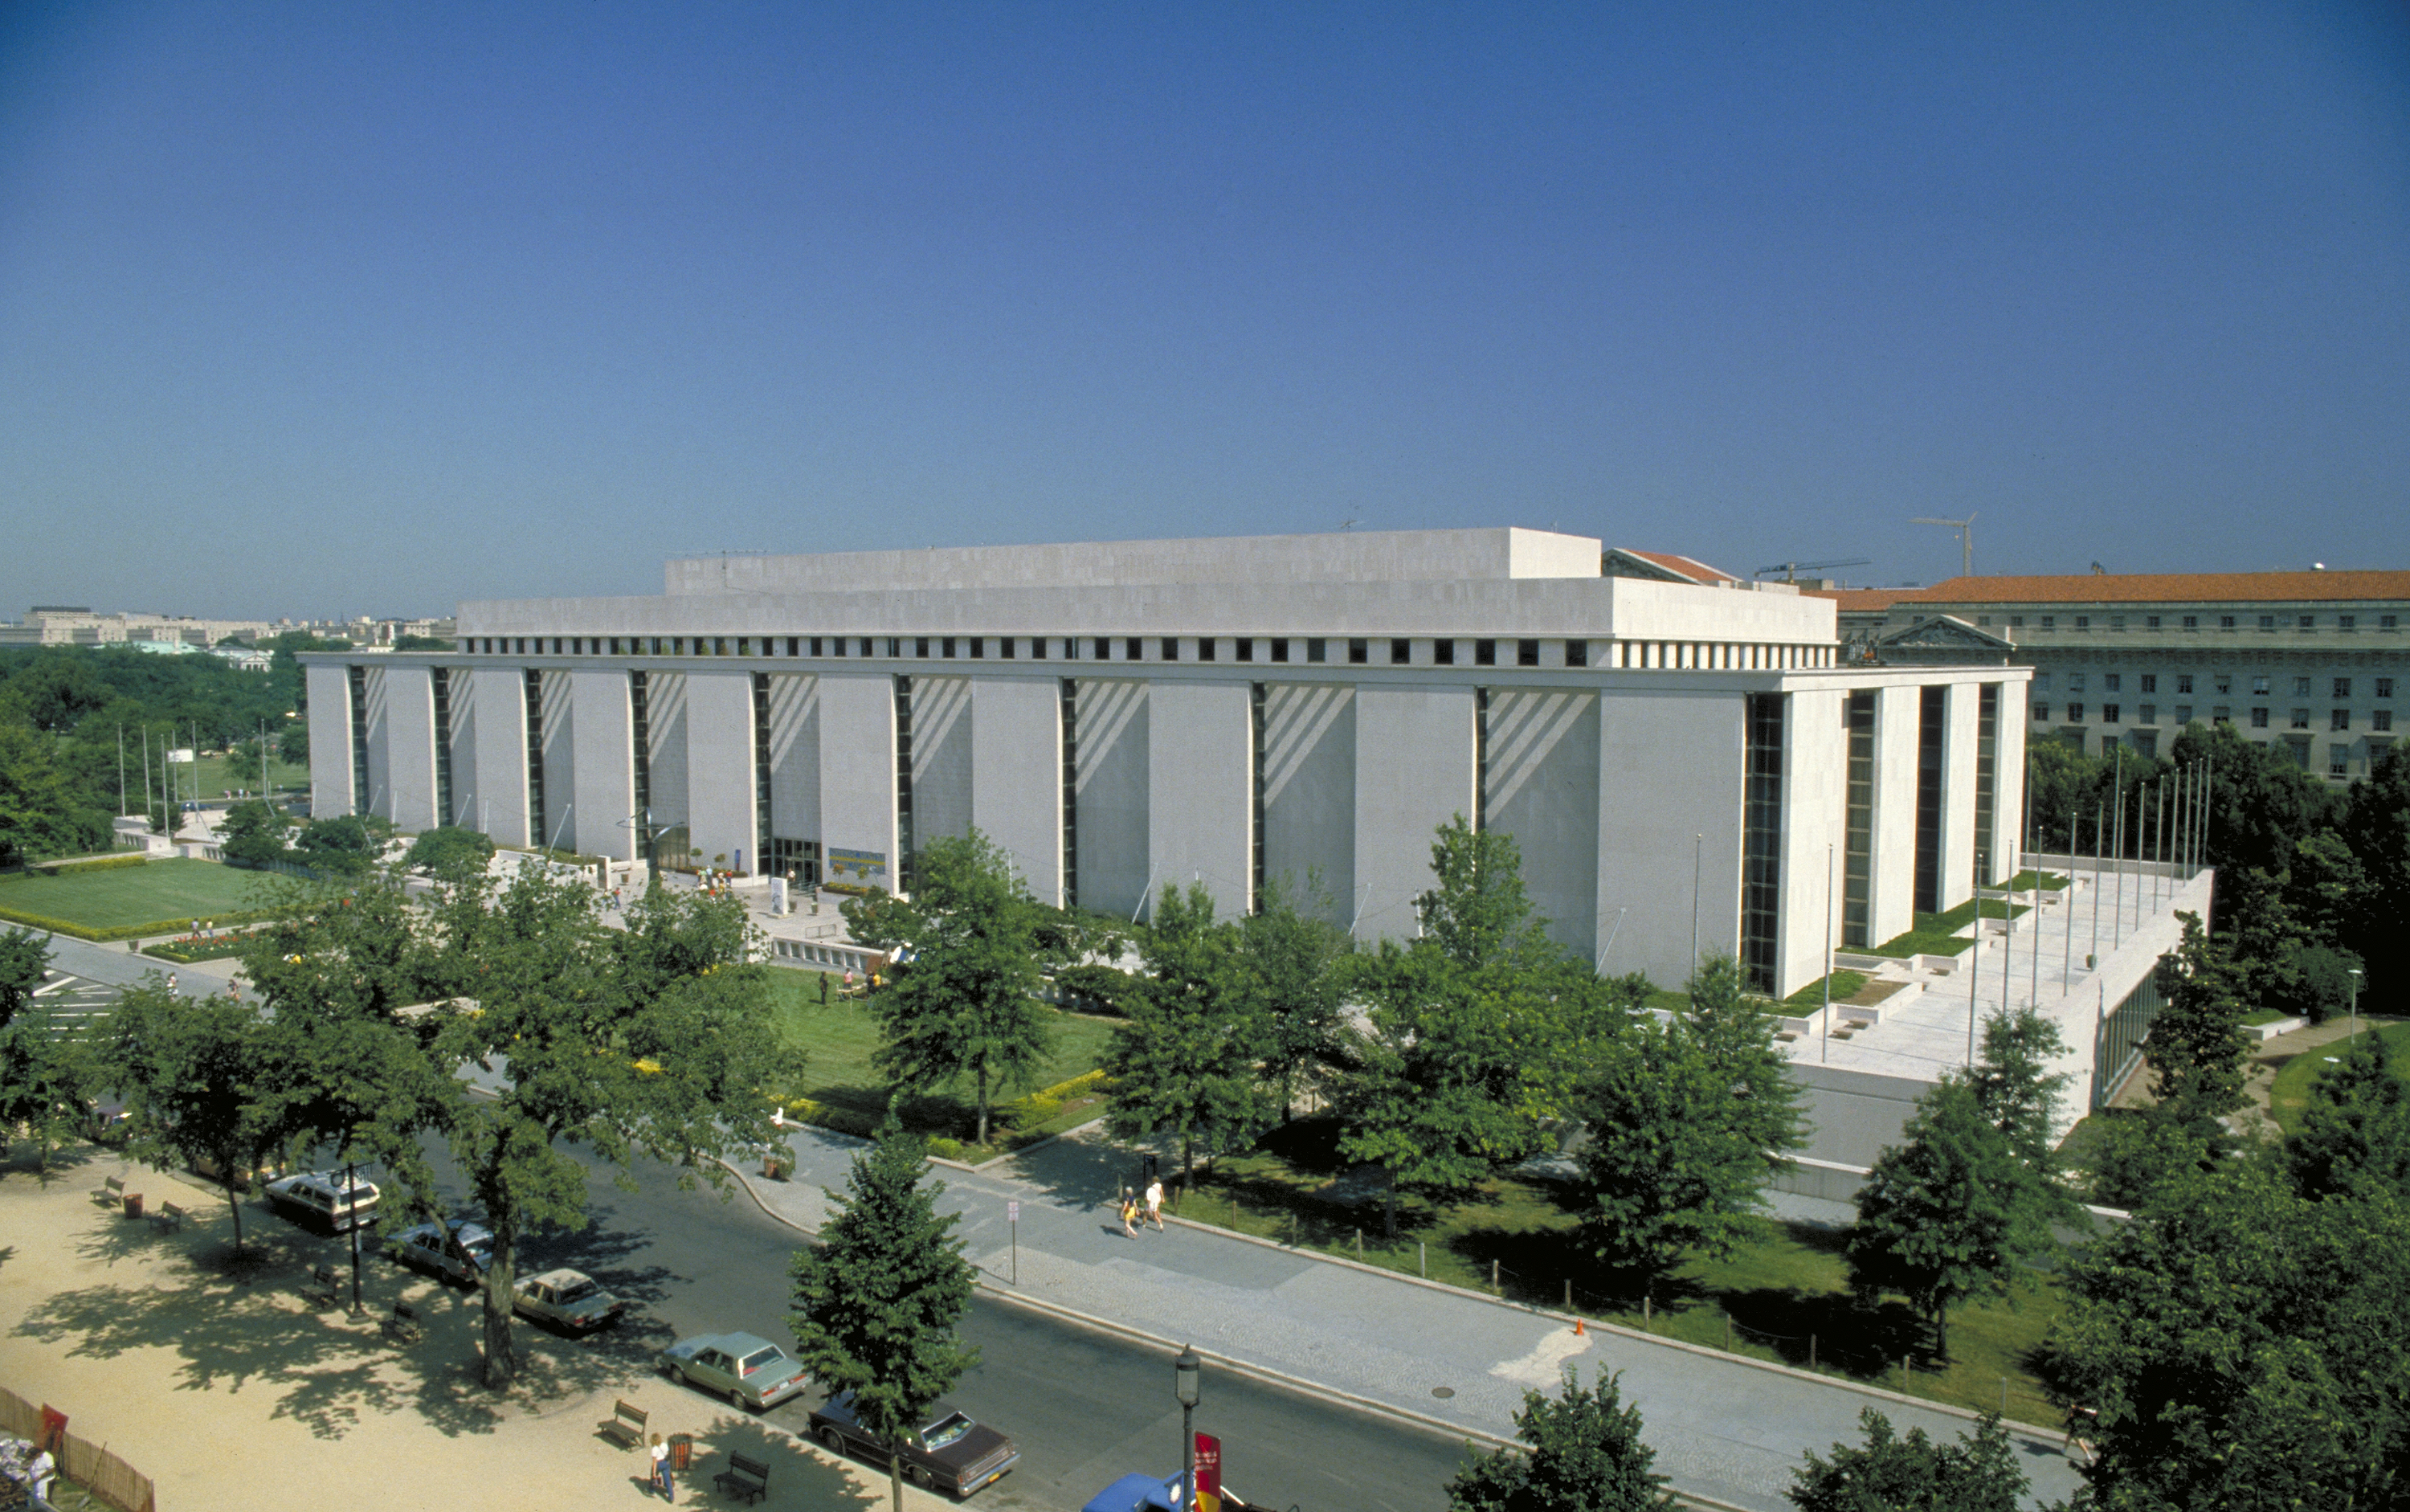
[277,720,308,766]
[1575,957,1801,1299]
[401,824,496,885]
[2342,744,2410,992]
[2285,1034,2410,1200]
[104,984,281,1253]
[1103,882,1267,1190]
[2147,913,2251,1116]
[0,720,112,866]
[848,831,1053,1146]
[291,815,383,875]
[1340,819,1616,1236]
[1967,1005,2080,1227]
[789,1120,978,1512]
[1448,1369,1677,1512]
[0,929,90,1170]
[1786,1408,2025,1512]
[2071,1103,2224,1211]
[1846,1076,2052,1359]
[432,869,790,1387]
[1244,873,1351,1123]
[217,798,292,867]
[2044,1156,2410,1511]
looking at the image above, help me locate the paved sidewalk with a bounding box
[739,1124,2085,1512]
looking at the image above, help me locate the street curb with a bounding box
[925,1116,1105,1176]
[1150,1204,2069,1448]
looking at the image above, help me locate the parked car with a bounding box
[811,1391,1020,1498]
[263,1170,380,1233]
[388,1219,495,1286]
[1083,1472,1281,1512]
[658,1332,811,1411]
[513,1268,630,1333]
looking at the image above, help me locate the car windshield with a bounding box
[554,1277,597,1302]
[741,1347,785,1375]
[921,1414,973,1450]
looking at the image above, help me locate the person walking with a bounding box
[1118,1191,1139,1239]
[649,1432,672,1500]
[1144,1177,1166,1232]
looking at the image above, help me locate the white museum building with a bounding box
[304,527,2035,1010]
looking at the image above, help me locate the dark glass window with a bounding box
[942,637,956,658]
[1198,638,1215,661]
[1435,640,1456,665]
[1475,640,1497,666]
[1127,637,1143,661]
[1237,638,1254,662]
[1517,639,1539,667]
[1391,638,1411,665]
[1162,638,1179,661]
[1348,638,1368,664]
[1843,691,1875,947]
[1566,640,1587,668]
[1306,638,1326,663]
[1973,684,1999,890]
[1271,638,1290,663]
[1741,693,1787,993]
[1913,687,1946,915]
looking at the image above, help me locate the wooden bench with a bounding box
[713,1453,770,1506]
[598,1398,648,1449]
[380,1299,423,1346]
[151,1201,189,1233]
[306,1265,341,1307]
[92,1175,126,1207]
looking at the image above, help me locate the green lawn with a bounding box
[190,750,309,799]
[763,972,1117,1150]
[2268,1020,2410,1133]
[1179,1116,2065,1425]
[0,856,277,930]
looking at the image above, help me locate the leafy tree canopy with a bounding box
[1103,881,1268,1184]
[1448,1369,1678,1512]
[1786,1408,2025,1512]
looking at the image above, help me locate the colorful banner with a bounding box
[1194,1432,1221,1512]
[822,847,888,896]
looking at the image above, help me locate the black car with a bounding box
[810,1391,1019,1498]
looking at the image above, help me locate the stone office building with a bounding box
[302,528,2028,998]
[1823,570,2410,779]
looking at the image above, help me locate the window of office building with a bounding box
[2138,703,2155,725]
[2069,672,2086,693]
[1517,639,1539,667]
[2292,676,2310,696]
[2105,673,2121,692]
[2175,705,2191,724]
[2300,615,2314,628]
[2145,615,2161,630]
[2259,615,2277,629]
[1741,694,1787,994]
[2040,616,2057,630]
[2183,615,2198,630]
[629,670,652,846]
[1196,637,1213,661]
[2069,702,2085,721]
[2332,745,2351,778]
[2340,615,2356,630]
[1127,637,1143,661]
[1161,637,1178,662]
[1060,680,1079,909]
[2290,708,2310,729]
[1236,637,1254,662]
[2253,708,2270,727]
[2377,710,2394,732]
[2034,702,2051,722]
[1843,691,1876,946]
[1249,682,1268,909]
[2385,615,2400,630]
[346,665,371,817]
[1973,684,1999,891]
[1348,638,1367,664]
[2176,674,2193,694]
[751,673,774,873]
[1473,688,1490,832]
[2110,615,2125,631]
[884,638,900,657]
[2334,677,2352,697]
[2216,674,2232,695]
[522,668,545,845]
[2137,674,2155,693]
[2103,703,2121,724]
[1435,639,1456,665]
[1306,638,1326,664]
[2075,615,2090,630]
[2213,706,2231,724]
[1391,638,1411,665]
[430,666,455,825]
[970,637,985,658]
[893,676,915,891]
[1475,639,1497,667]
[2220,615,2236,629]
[2257,676,2275,695]
[2132,731,2157,758]
[1271,638,1290,663]
[941,637,956,659]
[914,637,930,659]
[1914,686,1946,916]
[1093,637,1109,660]
[1566,640,1588,667]
[2333,709,2351,731]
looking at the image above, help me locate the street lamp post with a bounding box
[2349,967,2363,1042]
[1174,1347,1201,1511]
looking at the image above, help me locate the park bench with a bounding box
[305,1265,341,1308]
[713,1453,770,1506]
[598,1399,648,1450]
[91,1175,126,1207]
[151,1201,189,1234]
[380,1299,423,1346]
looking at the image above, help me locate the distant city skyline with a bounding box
[3,2,2405,619]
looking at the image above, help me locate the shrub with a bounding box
[926,1138,966,1161]
[40,854,148,877]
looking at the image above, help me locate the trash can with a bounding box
[668,1434,693,1472]
[122,1191,144,1220]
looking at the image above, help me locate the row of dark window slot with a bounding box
[2036,703,2394,733]
[1975,612,2402,631]
[2036,674,2394,698]
[459,634,1594,667]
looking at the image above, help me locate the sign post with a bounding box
[1008,1199,1019,1286]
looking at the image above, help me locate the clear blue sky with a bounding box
[3,2,2405,619]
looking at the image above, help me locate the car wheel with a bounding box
[729,1387,749,1412]
[906,1465,932,1490]
[820,1428,847,1457]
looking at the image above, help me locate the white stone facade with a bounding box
[304,529,2028,999]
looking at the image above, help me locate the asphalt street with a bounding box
[433,1146,1473,1512]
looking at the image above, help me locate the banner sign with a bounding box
[166,748,195,763]
[1194,1432,1221,1512]
[823,847,888,896]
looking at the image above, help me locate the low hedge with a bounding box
[39,854,149,877]
[0,903,285,942]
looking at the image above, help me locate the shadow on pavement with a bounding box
[14,1190,675,1441]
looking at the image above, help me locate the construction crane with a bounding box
[1753,557,1870,583]
[1910,513,1976,578]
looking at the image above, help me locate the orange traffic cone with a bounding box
[1574,1316,1585,1337]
